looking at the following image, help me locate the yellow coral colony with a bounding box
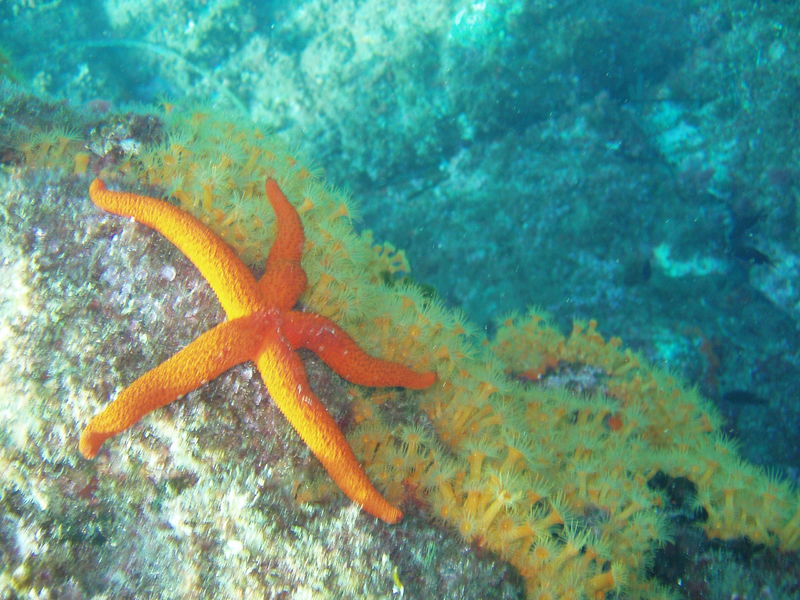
[30,107,800,599]
[352,309,800,599]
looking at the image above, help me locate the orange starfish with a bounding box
[81,177,436,523]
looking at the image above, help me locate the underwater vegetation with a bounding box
[2,93,798,598]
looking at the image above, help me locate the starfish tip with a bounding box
[411,371,437,389]
[78,429,103,459]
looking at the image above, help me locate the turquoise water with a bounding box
[2,1,799,598]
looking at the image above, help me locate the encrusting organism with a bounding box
[349,311,800,599]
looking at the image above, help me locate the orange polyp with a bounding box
[501,446,524,473]
[242,180,259,198]
[615,501,642,523]
[163,152,177,168]
[780,506,800,549]
[401,295,416,309]
[202,182,214,212]
[212,208,226,223]
[329,240,346,258]
[220,209,239,228]
[467,450,486,484]
[588,571,615,595]
[467,404,496,434]
[532,543,551,566]
[607,414,623,431]
[359,433,380,458]
[55,136,72,155]
[73,152,91,175]
[722,488,736,525]
[434,345,451,361]
[477,381,498,401]
[438,479,459,508]
[478,490,514,532]
[526,489,544,505]
[329,203,349,220]
[217,154,233,170]
[172,188,191,208]
[299,197,315,214]
[243,147,261,172]
[535,507,563,530]
[699,413,714,432]
[402,432,422,457]
[506,521,535,543]
[697,460,719,486]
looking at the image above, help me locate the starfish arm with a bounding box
[89,178,263,320]
[258,178,307,309]
[255,334,403,523]
[284,311,437,389]
[80,312,270,459]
